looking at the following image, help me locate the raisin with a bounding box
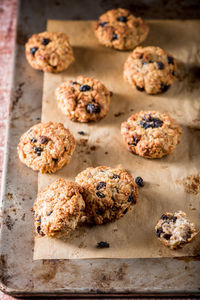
[157,62,164,70]
[96,191,105,198]
[39,136,49,144]
[161,83,170,92]
[128,193,135,203]
[47,211,53,216]
[163,233,171,240]
[97,182,106,190]
[172,216,177,222]
[135,177,144,187]
[136,85,144,92]
[30,47,38,55]
[171,71,175,76]
[168,56,174,64]
[113,174,120,179]
[123,208,129,214]
[72,81,78,85]
[161,214,169,220]
[86,103,101,114]
[98,22,108,27]
[117,16,127,22]
[80,206,85,212]
[156,227,163,237]
[110,91,113,97]
[52,158,58,163]
[95,104,101,113]
[34,147,43,156]
[30,137,37,143]
[140,116,163,129]
[37,225,44,236]
[42,38,50,45]
[86,103,95,114]
[97,241,110,248]
[78,131,85,135]
[80,84,91,92]
[112,33,118,41]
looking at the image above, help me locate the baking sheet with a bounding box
[34,20,200,260]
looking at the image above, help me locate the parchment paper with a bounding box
[34,20,200,259]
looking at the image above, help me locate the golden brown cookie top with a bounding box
[25,31,74,73]
[94,8,149,50]
[33,179,85,238]
[75,166,138,224]
[17,121,76,173]
[124,46,177,94]
[56,75,111,123]
[121,111,182,159]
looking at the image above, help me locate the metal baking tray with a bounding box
[0,0,200,297]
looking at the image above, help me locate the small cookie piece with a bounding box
[75,166,138,224]
[55,75,110,122]
[155,211,198,250]
[17,122,75,173]
[121,111,182,159]
[123,46,177,94]
[33,179,85,238]
[25,31,74,73]
[94,8,149,50]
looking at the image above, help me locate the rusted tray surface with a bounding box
[0,0,200,296]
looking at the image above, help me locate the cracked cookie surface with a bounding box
[33,179,85,238]
[25,31,74,73]
[121,111,182,159]
[75,166,138,224]
[94,8,149,50]
[17,122,76,173]
[123,46,177,94]
[56,75,110,122]
[155,211,198,250]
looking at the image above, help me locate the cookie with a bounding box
[94,8,149,50]
[55,75,110,122]
[123,46,177,94]
[75,166,138,224]
[155,211,198,250]
[25,31,74,73]
[17,122,76,173]
[33,179,85,238]
[121,111,182,159]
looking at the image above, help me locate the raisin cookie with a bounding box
[25,31,74,73]
[55,75,110,122]
[75,166,138,224]
[121,111,182,159]
[94,8,149,50]
[17,122,75,173]
[155,211,198,250]
[123,46,177,94]
[33,179,85,238]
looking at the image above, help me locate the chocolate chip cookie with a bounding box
[55,75,110,122]
[75,166,138,224]
[123,46,177,94]
[25,31,74,73]
[33,179,85,238]
[17,122,76,173]
[155,211,198,250]
[94,8,149,50]
[121,111,182,159]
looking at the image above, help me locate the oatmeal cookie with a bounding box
[123,46,177,94]
[121,111,182,159]
[75,166,138,224]
[17,122,75,173]
[25,31,74,73]
[33,179,85,238]
[94,8,149,50]
[55,75,110,122]
[155,211,198,250]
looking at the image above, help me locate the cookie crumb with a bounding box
[177,174,200,195]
